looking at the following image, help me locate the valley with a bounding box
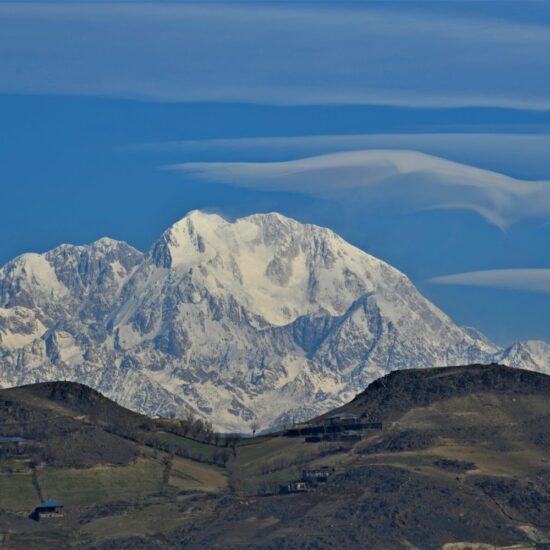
[0,364,548,549]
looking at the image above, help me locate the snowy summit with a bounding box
[0,211,546,431]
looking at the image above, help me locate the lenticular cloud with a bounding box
[430,269,550,295]
[172,150,550,230]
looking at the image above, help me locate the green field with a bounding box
[0,452,227,518]
[79,500,197,542]
[149,431,224,462]
[37,458,164,508]
[0,471,38,512]
[169,455,227,492]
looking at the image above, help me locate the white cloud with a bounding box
[0,3,550,108]
[138,133,550,154]
[171,149,550,229]
[141,133,550,179]
[430,269,550,295]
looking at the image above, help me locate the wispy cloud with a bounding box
[141,133,550,179]
[1,3,550,108]
[430,269,550,295]
[170,150,550,230]
[138,133,550,155]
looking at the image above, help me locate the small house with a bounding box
[364,422,383,430]
[302,466,334,482]
[0,436,25,444]
[279,481,309,494]
[323,413,361,430]
[31,499,64,520]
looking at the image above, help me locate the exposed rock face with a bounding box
[0,211,546,431]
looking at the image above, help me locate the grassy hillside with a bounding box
[0,364,549,549]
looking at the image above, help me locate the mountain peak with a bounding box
[152,210,302,266]
[167,210,302,236]
[1,211,547,431]
[151,210,221,268]
[180,209,226,224]
[495,340,550,375]
[148,210,392,326]
[244,211,298,225]
[90,236,128,249]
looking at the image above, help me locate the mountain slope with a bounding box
[324,362,550,422]
[0,211,545,430]
[494,340,550,375]
[1,365,548,549]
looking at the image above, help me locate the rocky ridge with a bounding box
[0,211,547,431]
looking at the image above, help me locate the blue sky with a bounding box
[1,1,550,345]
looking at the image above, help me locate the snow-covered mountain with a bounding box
[0,211,547,431]
[494,340,550,375]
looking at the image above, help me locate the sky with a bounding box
[1,1,550,346]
